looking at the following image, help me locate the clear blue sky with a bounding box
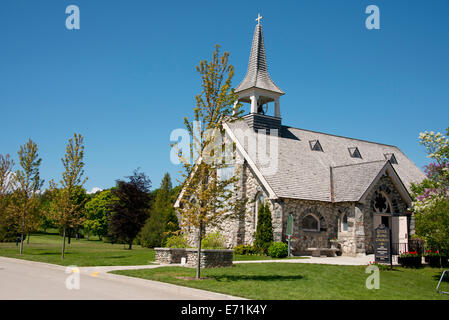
[1,0,448,192]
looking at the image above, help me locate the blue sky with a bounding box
[0,0,448,192]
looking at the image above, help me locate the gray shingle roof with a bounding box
[332,160,387,202]
[226,120,425,202]
[235,24,284,95]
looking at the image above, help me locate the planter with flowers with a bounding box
[398,251,422,268]
[424,250,449,268]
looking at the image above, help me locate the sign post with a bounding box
[287,214,293,257]
[374,224,392,267]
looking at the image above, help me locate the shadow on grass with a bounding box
[211,274,304,282]
[35,251,64,256]
[432,272,449,283]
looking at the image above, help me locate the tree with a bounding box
[109,169,151,249]
[8,139,43,253]
[140,173,180,248]
[84,189,115,240]
[49,133,87,259]
[174,45,246,279]
[411,127,449,257]
[254,203,274,254]
[66,186,88,243]
[37,189,56,233]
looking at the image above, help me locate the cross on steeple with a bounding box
[234,14,284,121]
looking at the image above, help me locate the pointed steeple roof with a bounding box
[235,21,284,95]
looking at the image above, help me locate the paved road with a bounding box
[0,257,241,300]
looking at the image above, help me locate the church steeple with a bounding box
[235,14,284,130]
[235,14,284,96]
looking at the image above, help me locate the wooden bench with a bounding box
[306,247,339,257]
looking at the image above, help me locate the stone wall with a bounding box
[182,160,280,249]
[155,248,186,264]
[155,248,234,268]
[185,249,234,268]
[362,174,410,254]
[179,158,412,258]
[282,198,356,256]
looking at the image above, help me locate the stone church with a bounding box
[177,17,425,256]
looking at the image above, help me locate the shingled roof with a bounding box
[235,23,284,94]
[225,120,425,202]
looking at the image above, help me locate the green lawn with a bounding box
[0,232,306,266]
[0,232,155,266]
[112,263,449,300]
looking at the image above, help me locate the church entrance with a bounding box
[373,213,408,254]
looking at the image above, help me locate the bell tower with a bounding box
[234,14,285,131]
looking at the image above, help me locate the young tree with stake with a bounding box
[49,133,87,259]
[174,45,246,279]
[9,139,43,253]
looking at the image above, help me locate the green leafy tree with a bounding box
[84,190,115,240]
[411,127,449,257]
[8,139,44,253]
[254,203,274,254]
[49,133,87,259]
[66,186,88,243]
[37,189,56,233]
[140,173,180,248]
[109,169,151,250]
[174,45,246,279]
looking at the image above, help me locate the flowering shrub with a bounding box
[411,129,449,256]
[400,250,420,258]
[425,249,441,257]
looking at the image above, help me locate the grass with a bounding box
[111,263,449,300]
[0,232,155,266]
[0,231,305,266]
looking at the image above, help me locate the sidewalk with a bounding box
[234,254,375,266]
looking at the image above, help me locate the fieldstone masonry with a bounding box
[155,248,234,268]
[154,248,186,264]
[181,163,413,258]
[185,249,234,268]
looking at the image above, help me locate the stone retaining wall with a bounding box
[155,248,187,264]
[154,248,234,268]
[185,249,234,268]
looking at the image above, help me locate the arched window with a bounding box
[254,192,265,229]
[373,191,392,214]
[341,214,348,232]
[302,214,320,232]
